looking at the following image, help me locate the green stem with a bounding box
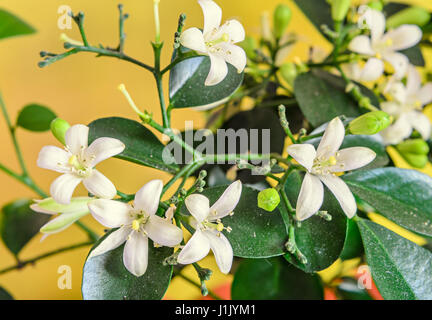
[162,161,201,196]
[175,273,223,300]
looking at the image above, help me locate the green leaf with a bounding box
[231,257,323,300]
[308,134,389,170]
[383,3,409,17]
[16,104,57,132]
[340,218,363,261]
[184,185,288,258]
[88,117,179,174]
[0,286,13,300]
[169,52,243,109]
[336,277,372,300]
[356,218,432,299]
[0,199,50,256]
[0,9,35,41]
[400,46,425,67]
[82,230,173,300]
[343,168,432,237]
[294,70,379,127]
[293,0,332,39]
[284,172,347,272]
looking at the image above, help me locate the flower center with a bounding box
[206,33,229,48]
[311,155,338,175]
[130,210,150,231]
[201,218,232,236]
[67,153,92,178]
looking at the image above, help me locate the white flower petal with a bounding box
[330,147,376,172]
[214,43,246,73]
[209,180,242,220]
[384,25,422,51]
[185,194,210,222]
[364,8,386,44]
[40,210,89,234]
[179,27,207,53]
[134,180,163,215]
[123,231,149,277]
[205,54,228,86]
[406,111,431,141]
[383,51,409,80]
[88,226,130,259]
[216,19,245,43]
[417,83,432,106]
[384,81,407,104]
[83,169,117,200]
[380,101,401,116]
[31,196,92,215]
[360,58,384,82]
[144,215,183,247]
[88,199,131,228]
[199,0,222,36]
[296,172,324,221]
[50,173,82,205]
[204,230,233,274]
[380,114,413,145]
[317,117,346,159]
[319,174,357,218]
[286,144,317,172]
[65,124,89,155]
[37,146,70,173]
[85,137,125,167]
[406,65,422,96]
[348,35,375,55]
[177,230,211,265]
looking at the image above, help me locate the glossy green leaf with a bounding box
[184,185,288,258]
[16,104,57,132]
[343,168,432,237]
[293,0,332,39]
[0,199,50,256]
[357,218,432,299]
[169,52,243,109]
[231,257,323,300]
[82,230,173,300]
[336,277,372,300]
[294,71,379,127]
[88,117,179,174]
[308,134,389,170]
[284,172,347,272]
[400,46,425,67]
[0,9,35,41]
[0,287,13,300]
[340,218,364,261]
[383,3,409,17]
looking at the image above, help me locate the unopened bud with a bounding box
[280,62,298,86]
[367,1,383,11]
[401,153,429,169]
[396,139,430,155]
[387,7,431,28]
[348,111,391,135]
[50,118,70,145]
[273,4,292,38]
[331,0,351,22]
[257,188,280,212]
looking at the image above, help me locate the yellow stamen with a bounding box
[132,220,140,231]
[329,156,337,166]
[385,38,393,47]
[216,223,224,232]
[375,53,382,60]
[415,100,422,109]
[68,155,78,166]
[221,33,229,42]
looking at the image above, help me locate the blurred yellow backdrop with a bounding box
[0,0,430,300]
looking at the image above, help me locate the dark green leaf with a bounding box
[400,46,425,67]
[184,185,288,258]
[231,257,323,300]
[383,3,410,17]
[308,134,389,170]
[0,199,50,256]
[16,104,57,132]
[284,172,347,272]
[340,218,364,261]
[343,168,432,237]
[293,0,332,39]
[336,277,372,300]
[88,117,179,174]
[82,230,173,300]
[357,218,432,299]
[0,287,13,300]
[0,9,35,40]
[169,52,243,109]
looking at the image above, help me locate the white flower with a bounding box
[380,66,432,145]
[177,180,242,274]
[37,124,125,205]
[87,180,183,277]
[180,0,246,86]
[342,58,384,82]
[287,117,376,221]
[349,6,422,80]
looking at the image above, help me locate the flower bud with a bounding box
[401,153,429,169]
[331,0,351,22]
[396,139,430,155]
[348,111,391,135]
[50,118,70,145]
[367,1,383,11]
[257,188,280,212]
[387,7,431,28]
[273,4,292,38]
[280,62,298,86]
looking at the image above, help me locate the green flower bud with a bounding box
[257,188,280,212]
[396,139,430,155]
[240,36,257,60]
[387,7,431,29]
[401,153,429,169]
[273,4,292,38]
[348,111,391,135]
[280,62,298,86]
[331,0,351,22]
[50,118,70,145]
[367,1,383,11]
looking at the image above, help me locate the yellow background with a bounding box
[0,0,431,299]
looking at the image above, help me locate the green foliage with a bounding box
[16,104,57,132]
[340,218,363,260]
[0,9,35,41]
[0,287,13,300]
[292,0,332,39]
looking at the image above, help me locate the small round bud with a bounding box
[273,4,292,38]
[397,139,430,155]
[401,153,429,169]
[367,1,383,11]
[387,7,431,28]
[331,0,351,22]
[280,62,297,86]
[257,188,281,212]
[348,111,391,135]
[50,118,70,145]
